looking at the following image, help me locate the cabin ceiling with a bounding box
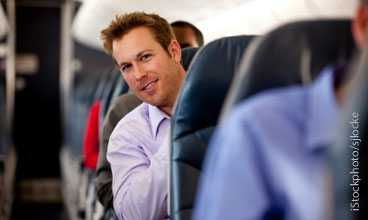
[71,0,250,50]
[72,0,358,51]
[0,0,360,50]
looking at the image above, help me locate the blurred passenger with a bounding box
[171,20,204,48]
[193,1,368,220]
[101,12,186,220]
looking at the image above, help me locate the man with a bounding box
[193,1,368,220]
[171,21,204,48]
[95,19,203,216]
[100,12,186,219]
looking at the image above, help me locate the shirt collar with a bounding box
[148,104,171,139]
[305,66,340,151]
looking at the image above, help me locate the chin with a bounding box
[141,97,159,106]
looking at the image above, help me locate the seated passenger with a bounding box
[95,20,203,214]
[193,1,368,220]
[171,20,204,48]
[101,12,186,219]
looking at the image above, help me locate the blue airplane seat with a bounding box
[92,66,120,102]
[69,66,115,154]
[0,81,7,156]
[170,35,255,220]
[100,68,126,117]
[220,19,356,119]
[69,71,103,153]
[181,47,199,72]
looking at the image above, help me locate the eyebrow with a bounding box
[118,49,154,67]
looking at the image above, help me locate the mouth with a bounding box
[142,80,158,91]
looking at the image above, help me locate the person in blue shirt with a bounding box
[193,1,368,220]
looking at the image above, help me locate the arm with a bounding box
[107,121,169,220]
[95,94,142,208]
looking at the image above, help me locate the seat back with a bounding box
[181,47,199,72]
[221,19,356,119]
[170,35,255,220]
[100,68,126,117]
[0,81,7,155]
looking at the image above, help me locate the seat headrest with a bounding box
[172,35,255,152]
[181,47,199,71]
[221,19,357,119]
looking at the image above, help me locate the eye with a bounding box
[121,64,132,72]
[141,54,151,61]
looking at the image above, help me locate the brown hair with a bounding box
[101,12,176,61]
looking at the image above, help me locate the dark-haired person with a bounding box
[101,12,186,220]
[171,20,204,48]
[193,1,368,220]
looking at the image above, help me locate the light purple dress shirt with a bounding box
[107,102,170,220]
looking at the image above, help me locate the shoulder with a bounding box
[103,94,142,130]
[210,85,310,167]
[217,85,310,152]
[107,102,149,151]
[113,102,149,133]
[230,85,309,127]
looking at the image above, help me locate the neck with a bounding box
[159,105,173,117]
[159,66,186,117]
[335,85,346,107]
[334,69,356,107]
[161,67,186,116]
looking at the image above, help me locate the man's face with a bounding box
[172,26,199,48]
[112,26,185,113]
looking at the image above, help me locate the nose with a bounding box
[133,64,147,81]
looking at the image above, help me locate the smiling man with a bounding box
[101,12,186,220]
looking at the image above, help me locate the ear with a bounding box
[352,3,368,49]
[169,40,182,63]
